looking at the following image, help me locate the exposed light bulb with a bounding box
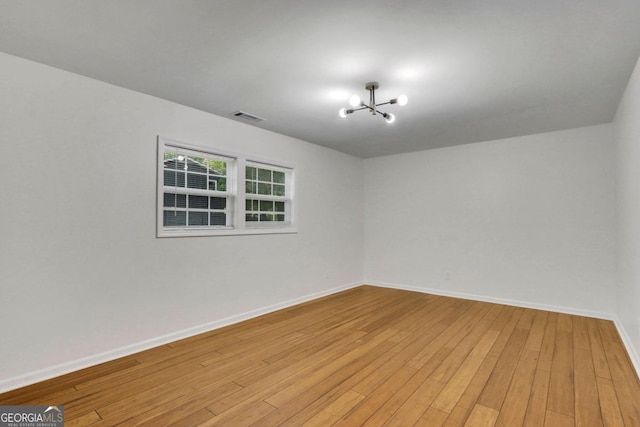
[385,113,396,124]
[349,94,361,107]
[339,108,348,118]
[397,94,408,106]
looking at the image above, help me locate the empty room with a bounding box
[1,1,640,426]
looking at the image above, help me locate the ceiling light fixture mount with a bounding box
[339,81,408,124]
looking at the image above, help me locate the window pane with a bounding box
[208,178,219,191]
[258,182,271,195]
[164,156,188,172]
[188,195,208,209]
[187,173,207,189]
[164,193,186,208]
[273,171,285,184]
[163,153,179,169]
[208,159,227,176]
[275,214,285,222]
[260,200,274,211]
[246,213,259,222]
[164,210,186,226]
[260,213,273,221]
[216,177,227,191]
[273,184,285,196]
[164,170,185,187]
[188,211,208,226]
[246,181,256,194]
[246,166,256,180]
[246,199,259,210]
[187,157,208,173]
[275,201,285,212]
[210,197,226,210]
[258,168,271,182]
[210,212,226,226]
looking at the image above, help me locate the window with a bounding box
[245,162,292,226]
[161,144,234,231]
[157,137,295,237]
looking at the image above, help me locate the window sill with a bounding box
[157,226,298,238]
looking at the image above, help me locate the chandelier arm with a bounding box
[357,104,376,113]
[375,101,392,107]
[352,105,371,112]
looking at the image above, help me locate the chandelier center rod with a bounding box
[365,82,379,115]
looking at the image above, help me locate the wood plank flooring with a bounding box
[1,285,639,426]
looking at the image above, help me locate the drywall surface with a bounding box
[614,57,640,365]
[0,52,364,386]
[364,124,616,316]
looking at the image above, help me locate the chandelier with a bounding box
[338,82,408,124]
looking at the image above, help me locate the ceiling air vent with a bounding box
[230,110,266,123]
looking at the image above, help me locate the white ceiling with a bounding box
[1,1,640,158]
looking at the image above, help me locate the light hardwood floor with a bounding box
[1,286,639,426]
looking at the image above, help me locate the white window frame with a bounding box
[157,136,296,237]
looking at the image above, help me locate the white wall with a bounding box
[615,57,640,365]
[364,125,617,316]
[0,52,364,389]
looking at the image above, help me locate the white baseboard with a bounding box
[365,280,616,319]
[612,317,640,378]
[0,281,362,394]
[365,280,640,378]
